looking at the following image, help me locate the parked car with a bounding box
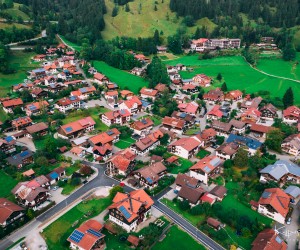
[286,217,292,225]
[52,186,58,191]
[82,180,88,185]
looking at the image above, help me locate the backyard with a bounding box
[168,158,194,174]
[167,55,300,105]
[114,137,136,149]
[42,197,111,250]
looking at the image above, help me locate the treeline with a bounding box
[0,42,9,73]
[170,0,299,28]
[0,25,40,44]
[17,0,107,44]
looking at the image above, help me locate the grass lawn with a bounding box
[42,197,111,250]
[224,226,254,250]
[2,3,30,21]
[161,198,205,226]
[167,55,300,105]
[102,0,216,40]
[0,108,9,122]
[59,35,82,52]
[168,158,194,174]
[65,164,81,176]
[62,107,109,132]
[0,170,18,198]
[61,184,78,195]
[154,225,206,250]
[185,128,200,135]
[196,149,211,159]
[93,61,149,94]
[0,51,37,97]
[220,194,272,227]
[114,137,135,149]
[257,52,300,80]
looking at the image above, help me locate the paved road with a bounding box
[0,162,223,250]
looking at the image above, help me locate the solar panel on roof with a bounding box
[69,229,84,243]
[275,236,283,243]
[210,157,221,167]
[65,127,73,132]
[146,177,153,184]
[203,166,211,173]
[29,105,37,111]
[20,151,29,157]
[87,229,102,238]
[5,136,13,143]
[119,205,131,219]
[180,113,187,118]
[70,96,76,101]
[262,191,271,199]
[106,131,114,136]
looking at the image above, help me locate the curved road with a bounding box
[0,161,224,250]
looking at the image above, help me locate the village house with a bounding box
[13,83,34,92]
[190,38,209,52]
[47,83,66,93]
[12,116,33,131]
[251,228,287,250]
[161,116,186,135]
[25,101,49,116]
[226,134,262,155]
[154,83,168,93]
[134,54,150,63]
[168,135,204,159]
[44,76,57,86]
[171,111,195,128]
[108,189,154,232]
[182,84,198,94]
[250,124,275,140]
[130,131,162,156]
[216,142,239,160]
[7,150,34,168]
[190,38,241,51]
[178,101,199,115]
[30,68,46,79]
[224,90,243,101]
[192,74,211,87]
[200,128,217,146]
[107,82,119,91]
[241,97,262,110]
[260,160,300,184]
[31,88,49,99]
[283,106,300,124]
[211,120,231,137]
[101,110,131,127]
[209,185,227,201]
[33,54,46,62]
[44,63,57,74]
[257,188,290,224]
[241,108,261,124]
[140,88,158,101]
[175,173,200,191]
[94,73,109,85]
[207,217,222,231]
[2,98,23,113]
[106,148,136,177]
[46,167,66,185]
[178,185,205,206]
[119,96,142,114]
[12,175,50,210]
[91,144,113,162]
[133,162,167,189]
[189,155,223,185]
[55,96,81,113]
[71,86,97,100]
[156,46,167,53]
[58,117,96,139]
[260,103,278,121]
[0,198,24,227]
[203,88,224,104]
[284,185,300,200]
[67,219,106,250]
[131,118,154,137]
[207,105,224,120]
[230,119,246,135]
[104,91,119,109]
[89,129,120,147]
[130,67,145,76]
[281,134,300,156]
[25,122,48,138]
[120,90,134,99]
[70,146,86,158]
[0,136,16,154]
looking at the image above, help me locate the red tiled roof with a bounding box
[252,228,287,250]
[178,102,199,114]
[61,117,96,134]
[0,198,24,224]
[140,88,158,97]
[2,98,23,108]
[207,105,223,118]
[283,106,300,118]
[170,137,201,151]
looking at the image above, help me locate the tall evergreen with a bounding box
[221,82,227,92]
[282,87,294,108]
[146,56,170,88]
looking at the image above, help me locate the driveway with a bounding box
[16,137,36,152]
[274,202,300,250]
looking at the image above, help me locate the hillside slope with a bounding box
[102,0,216,41]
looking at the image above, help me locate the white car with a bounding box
[286,217,292,225]
[52,186,59,191]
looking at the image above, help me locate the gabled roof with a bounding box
[251,228,287,250]
[207,105,223,118]
[284,185,300,199]
[140,88,158,97]
[178,101,199,114]
[162,116,185,129]
[283,105,300,118]
[108,190,154,223]
[132,118,154,130]
[108,149,136,172]
[226,134,262,150]
[178,185,205,204]
[169,137,202,151]
[2,98,23,108]
[89,132,114,146]
[60,117,96,135]
[258,188,290,218]
[0,198,24,224]
[135,162,167,184]
[190,155,222,173]
[25,122,48,134]
[260,160,300,180]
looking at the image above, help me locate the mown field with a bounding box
[168,55,300,105]
[1,3,30,21]
[102,0,216,40]
[0,51,37,97]
[93,61,149,94]
[0,170,18,198]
